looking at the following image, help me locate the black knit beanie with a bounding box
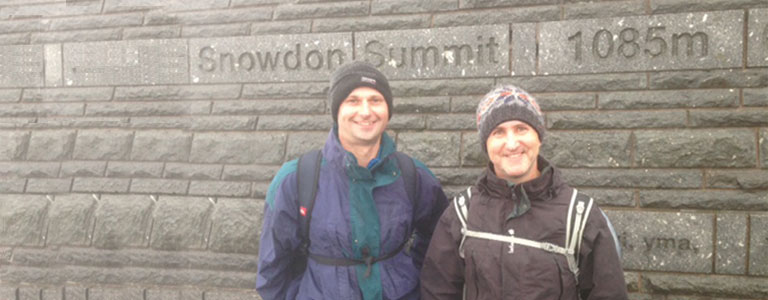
[328,61,393,122]
[476,85,545,155]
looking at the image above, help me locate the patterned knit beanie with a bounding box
[476,85,545,154]
[328,61,393,123]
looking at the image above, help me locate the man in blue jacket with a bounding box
[257,61,449,300]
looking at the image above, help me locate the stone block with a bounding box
[548,111,686,129]
[31,28,122,44]
[104,0,229,13]
[750,214,768,276]
[256,115,331,131]
[707,170,768,189]
[182,23,251,38]
[1,0,100,18]
[87,287,143,300]
[131,130,192,162]
[0,19,48,35]
[561,168,702,188]
[213,99,324,115]
[762,129,768,168]
[49,13,143,31]
[0,162,59,178]
[72,177,130,193]
[222,165,278,181]
[716,213,747,275]
[92,195,154,249]
[373,0,457,14]
[355,25,508,80]
[274,1,368,20]
[749,9,768,67]
[535,93,596,111]
[314,15,430,33]
[461,132,488,167]
[123,25,181,40]
[146,289,203,300]
[63,39,187,86]
[651,0,766,14]
[41,287,63,300]
[388,115,426,130]
[22,87,114,102]
[450,95,484,113]
[427,114,475,130]
[511,22,537,76]
[129,116,255,131]
[285,132,328,162]
[205,290,261,300]
[539,11,743,75]
[0,32,29,45]
[64,286,86,300]
[85,101,208,117]
[190,132,286,164]
[393,97,450,114]
[0,89,20,102]
[461,0,556,8]
[165,163,223,180]
[242,82,327,99]
[433,6,559,26]
[499,73,647,93]
[398,132,461,167]
[690,109,768,127]
[649,69,768,89]
[541,131,632,167]
[188,181,251,197]
[563,0,645,20]
[0,195,48,246]
[106,162,164,178]
[44,44,62,87]
[130,179,189,195]
[0,103,84,117]
[392,78,493,96]
[605,210,713,273]
[33,116,129,129]
[0,130,29,160]
[18,287,41,300]
[0,45,44,88]
[25,178,72,194]
[431,167,484,186]
[47,194,97,246]
[599,89,738,109]
[209,198,263,254]
[635,129,756,168]
[60,161,106,177]
[744,87,768,106]
[638,190,768,210]
[150,196,213,250]
[252,182,269,199]
[189,33,352,84]
[578,188,634,207]
[252,20,311,35]
[144,7,271,26]
[27,130,76,160]
[115,85,240,101]
[641,273,768,298]
[73,129,133,160]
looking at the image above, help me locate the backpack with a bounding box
[289,149,420,277]
[453,187,593,282]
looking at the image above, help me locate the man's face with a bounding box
[486,120,541,184]
[337,87,389,148]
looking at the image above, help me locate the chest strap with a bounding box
[308,237,410,278]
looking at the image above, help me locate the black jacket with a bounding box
[420,157,628,300]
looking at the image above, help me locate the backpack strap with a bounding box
[453,187,472,259]
[564,188,594,281]
[295,149,323,265]
[392,151,419,207]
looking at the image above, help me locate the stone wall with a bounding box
[0,0,767,299]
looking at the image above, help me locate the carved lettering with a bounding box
[196,43,346,73]
[763,24,768,50]
[361,35,501,69]
[283,43,301,70]
[672,32,708,57]
[198,46,216,72]
[641,236,699,254]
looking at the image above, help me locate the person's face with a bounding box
[337,87,389,147]
[486,120,541,184]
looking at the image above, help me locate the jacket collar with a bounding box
[322,126,397,179]
[478,156,563,219]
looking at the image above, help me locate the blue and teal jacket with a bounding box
[256,128,449,300]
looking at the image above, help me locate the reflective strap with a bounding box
[454,187,472,259]
[462,229,571,256]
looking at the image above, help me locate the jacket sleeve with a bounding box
[410,163,449,269]
[420,200,465,300]
[256,162,302,300]
[578,206,629,300]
